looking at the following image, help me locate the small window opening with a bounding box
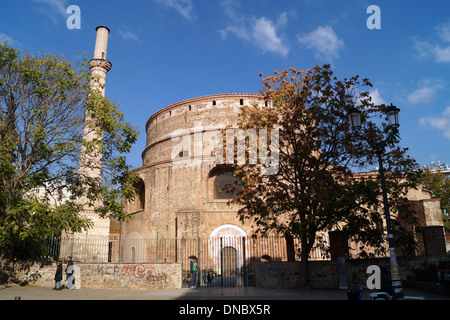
[178,150,189,158]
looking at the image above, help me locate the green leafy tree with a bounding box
[231,65,419,287]
[0,41,139,250]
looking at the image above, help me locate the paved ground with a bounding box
[0,284,448,300]
[2,285,446,319]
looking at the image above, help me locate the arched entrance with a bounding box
[209,224,247,238]
[209,225,249,287]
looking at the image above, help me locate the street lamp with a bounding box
[386,104,400,129]
[348,108,362,131]
[347,104,404,300]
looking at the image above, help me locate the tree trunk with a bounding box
[298,235,311,288]
[298,251,310,288]
[285,234,296,262]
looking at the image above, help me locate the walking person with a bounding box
[207,270,214,287]
[53,261,63,290]
[65,256,74,289]
[190,257,197,288]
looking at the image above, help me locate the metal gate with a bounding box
[181,237,254,288]
[176,236,330,288]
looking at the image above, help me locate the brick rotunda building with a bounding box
[122,93,263,240]
[120,94,277,272]
[118,93,445,282]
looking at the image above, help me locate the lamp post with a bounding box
[348,104,404,300]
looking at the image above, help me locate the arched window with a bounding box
[137,183,145,210]
[214,172,239,200]
[130,179,145,213]
[208,167,242,201]
[131,246,136,263]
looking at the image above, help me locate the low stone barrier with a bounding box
[8,262,182,290]
[255,256,450,289]
[255,261,338,289]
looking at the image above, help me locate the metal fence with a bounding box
[10,235,332,287]
[11,235,389,264]
[10,234,388,287]
[39,236,332,264]
[111,235,332,288]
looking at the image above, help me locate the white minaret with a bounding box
[90,26,112,95]
[79,26,112,180]
[61,27,112,263]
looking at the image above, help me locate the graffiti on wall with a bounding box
[87,264,169,286]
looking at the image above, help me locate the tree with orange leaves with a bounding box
[230,65,419,287]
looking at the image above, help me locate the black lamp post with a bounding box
[348,104,404,300]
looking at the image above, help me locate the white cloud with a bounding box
[413,21,450,63]
[436,21,450,43]
[219,0,289,57]
[407,80,443,105]
[434,45,450,63]
[420,106,450,140]
[220,16,289,57]
[356,88,386,107]
[220,25,250,41]
[368,89,385,105]
[413,39,450,62]
[252,17,289,57]
[408,87,436,104]
[276,12,288,29]
[118,31,143,43]
[153,0,194,21]
[297,26,344,61]
[413,38,433,60]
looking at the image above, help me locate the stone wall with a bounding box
[255,261,338,289]
[255,256,450,290]
[4,255,449,291]
[6,262,182,290]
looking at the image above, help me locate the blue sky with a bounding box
[1,0,450,171]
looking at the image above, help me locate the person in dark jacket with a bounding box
[190,258,197,288]
[65,256,74,289]
[207,270,214,287]
[53,261,63,290]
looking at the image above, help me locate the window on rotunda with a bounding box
[178,150,189,158]
[130,179,145,213]
[208,168,242,201]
